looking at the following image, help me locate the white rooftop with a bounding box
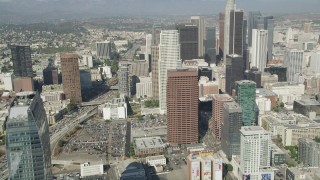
[8,106,29,120]
[134,136,165,150]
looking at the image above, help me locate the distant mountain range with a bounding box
[0,0,319,24]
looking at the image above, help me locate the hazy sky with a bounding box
[0,0,319,23]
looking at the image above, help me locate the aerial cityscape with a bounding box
[0,0,320,180]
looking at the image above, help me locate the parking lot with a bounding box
[62,119,127,164]
[131,114,167,139]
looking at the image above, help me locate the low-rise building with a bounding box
[261,73,278,87]
[146,155,166,166]
[80,162,104,177]
[101,97,127,120]
[256,88,278,109]
[271,144,286,166]
[187,155,223,180]
[134,136,166,156]
[199,76,219,98]
[99,65,112,79]
[0,73,13,91]
[293,98,320,119]
[282,123,320,146]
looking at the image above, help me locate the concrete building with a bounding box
[61,54,82,103]
[256,97,271,115]
[158,30,181,114]
[13,77,34,92]
[145,34,152,63]
[11,45,33,77]
[136,77,152,98]
[212,94,234,140]
[282,123,320,146]
[118,62,130,97]
[43,66,58,85]
[251,29,268,72]
[235,80,256,126]
[146,155,166,167]
[284,49,304,82]
[304,22,313,33]
[298,138,320,167]
[261,73,278,87]
[151,46,159,100]
[167,68,198,145]
[80,162,104,177]
[6,92,51,179]
[128,60,149,77]
[248,11,262,47]
[223,0,235,63]
[81,55,93,68]
[265,82,304,107]
[182,59,208,69]
[309,50,320,74]
[187,155,223,180]
[225,54,245,95]
[222,101,242,160]
[99,65,112,79]
[96,41,111,59]
[101,97,127,120]
[176,23,198,61]
[199,77,219,98]
[134,136,165,156]
[240,126,271,180]
[0,73,13,91]
[191,16,205,57]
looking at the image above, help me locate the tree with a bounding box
[58,140,66,147]
[150,114,155,120]
[111,61,119,73]
[137,115,144,121]
[280,102,285,108]
[226,164,233,171]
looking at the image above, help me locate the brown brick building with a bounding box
[60,54,82,103]
[13,77,34,92]
[167,68,198,145]
[212,94,234,140]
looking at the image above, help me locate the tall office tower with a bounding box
[222,101,242,160]
[205,27,217,64]
[11,45,33,77]
[219,13,225,59]
[265,17,275,61]
[6,92,51,179]
[229,9,244,55]
[158,30,181,114]
[152,23,163,45]
[96,41,111,59]
[145,34,152,71]
[223,0,235,63]
[225,54,245,95]
[248,11,262,47]
[212,94,234,140]
[309,51,320,74]
[240,126,271,179]
[235,80,256,126]
[60,54,82,103]
[191,16,205,57]
[167,68,198,145]
[43,63,58,85]
[251,29,268,72]
[242,19,248,52]
[176,23,198,61]
[246,67,262,88]
[151,46,159,99]
[284,49,304,82]
[304,22,313,33]
[118,62,130,98]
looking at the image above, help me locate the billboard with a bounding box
[191,160,201,180]
[261,173,272,180]
[202,159,212,180]
[213,159,223,180]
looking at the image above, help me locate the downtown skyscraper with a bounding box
[223,0,235,63]
[191,16,205,57]
[167,68,198,145]
[176,23,198,61]
[10,45,33,78]
[284,49,304,82]
[158,30,181,114]
[251,29,268,72]
[6,92,52,179]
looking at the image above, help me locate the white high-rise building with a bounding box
[284,49,304,82]
[191,16,205,57]
[145,34,152,62]
[309,51,320,74]
[223,0,235,63]
[240,126,271,180]
[251,29,268,72]
[96,41,111,59]
[158,30,181,114]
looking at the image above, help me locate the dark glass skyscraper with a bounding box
[205,27,216,64]
[176,23,198,61]
[246,67,262,88]
[10,45,33,77]
[225,54,245,95]
[6,92,51,180]
[229,10,244,55]
[222,101,242,160]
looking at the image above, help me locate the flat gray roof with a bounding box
[8,106,29,120]
[134,136,165,150]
